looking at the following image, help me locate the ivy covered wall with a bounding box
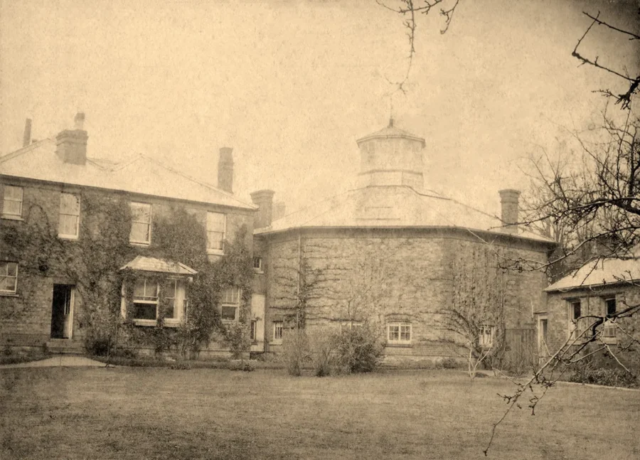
[0,179,255,358]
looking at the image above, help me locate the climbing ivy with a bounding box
[0,188,253,358]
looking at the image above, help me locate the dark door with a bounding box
[51,285,73,339]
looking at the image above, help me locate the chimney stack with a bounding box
[499,189,521,234]
[56,112,88,165]
[250,189,275,229]
[218,147,234,193]
[22,119,32,147]
[273,201,286,221]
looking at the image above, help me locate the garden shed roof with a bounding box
[545,258,640,292]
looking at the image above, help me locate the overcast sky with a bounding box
[1,0,638,216]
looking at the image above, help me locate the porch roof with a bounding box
[120,256,197,276]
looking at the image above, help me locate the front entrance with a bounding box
[51,285,75,339]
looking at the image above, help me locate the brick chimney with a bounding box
[218,147,234,193]
[273,201,286,221]
[56,112,88,165]
[250,189,275,229]
[23,119,32,147]
[499,189,521,234]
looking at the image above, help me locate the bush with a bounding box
[281,329,310,376]
[307,328,337,377]
[332,325,385,374]
[84,334,113,356]
[435,357,459,369]
[569,367,638,388]
[229,360,255,372]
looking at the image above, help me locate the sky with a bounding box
[1,0,638,217]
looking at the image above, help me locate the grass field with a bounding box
[1,367,639,459]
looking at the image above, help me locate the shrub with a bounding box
[229,360,255,372]
[84,333,113,356]
[436,357,459,369]
[332,324,385,374]
[281,329,310,376]
[307,328,337,377]
[569,367,638,388]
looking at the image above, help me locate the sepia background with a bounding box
[1,0,638,214]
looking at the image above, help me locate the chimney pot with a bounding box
[250,189,275,229]
[499,189,521,234]
[218,147,234,193]
[74,112,85,130]
[22,119,32,148]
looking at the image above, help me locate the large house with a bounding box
[0,114,266,356]
[253,120,557,366]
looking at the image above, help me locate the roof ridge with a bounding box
[0,138,54,164]
[137,154,256,209]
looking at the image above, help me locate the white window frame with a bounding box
[272,321,284,343]
[58,193,81,239]
[129,202,152,245]
[387,322,412,345]
[2,185,23,219]
[0,262,18,294]
[602,297,618,342]
[206,212,226,254]
[568,300,582,340]
[220,287,241,322]
[129,277,184,327]
[479,325,495,348]
[253,256,263,272]
[250,320,258,342]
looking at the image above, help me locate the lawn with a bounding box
[1,367,639,460]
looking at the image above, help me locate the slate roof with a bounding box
[0,139,255,210]
[255,185,553,243]
[120,256,197,276]
[545,258,640,292]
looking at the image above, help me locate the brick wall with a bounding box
[0,178,253,350]
[261,228,551,359]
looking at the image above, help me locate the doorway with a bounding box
[537,316,549,363]
[51,285,75,339]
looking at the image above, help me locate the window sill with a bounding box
[386,343,413,348]
[1,214,23,221]
[130,241,151,247]
[59,235,79,241]
[133,319,181,328]
[253,268,264,274]
[0,293,19,298]
[207,249,224,256]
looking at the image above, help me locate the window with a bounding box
[133,278,159,320]
[0,262,18,294]
[603,297,618,341]
[253,256,263,271]
[221,287,241,321]
[250,320,258,342]
[130,202,152,244]
[605,298,617,318]
[273,321,284,343]
[387,323,411,344]
[568,300,582,339]
[207,212,226,252]
[163,280,177,320]
[479,325,495,348]
[59,193,80,239]
[2,186,23,218]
